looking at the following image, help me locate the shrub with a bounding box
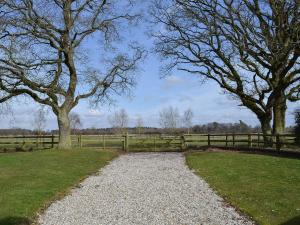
[16,146,25,152]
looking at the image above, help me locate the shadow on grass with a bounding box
[0,217,31,225]
[280,215,300,225]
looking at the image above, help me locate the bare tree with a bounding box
[33,107,47,135]
[151,0,300,142]
[182,108,193,134]
[0,0,144,149]
[70,113,82,135]
[0,96,12,117]
[109,108,129,134]
[159,106,180,133]
[135,114,144,135]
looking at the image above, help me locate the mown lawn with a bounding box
[186,152,300,225]
[0,149,118,225]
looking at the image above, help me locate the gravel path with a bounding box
[38,153,253,225]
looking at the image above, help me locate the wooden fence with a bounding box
[183,133,297,151]
[0,135,58,152]
[75,133,299,152]
[0,133,298,152]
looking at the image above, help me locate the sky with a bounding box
[1,56,298,130]
[0,2,299,130]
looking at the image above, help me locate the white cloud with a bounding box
[84,109,104,118]
[162,75,185,89]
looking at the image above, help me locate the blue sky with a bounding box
[0,4,299,130]
[2,54,298,130]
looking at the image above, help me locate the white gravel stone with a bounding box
[38,153,254,225]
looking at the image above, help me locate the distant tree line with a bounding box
[1,120,295,136]
[0,129,38,136]
[191,121,259,134]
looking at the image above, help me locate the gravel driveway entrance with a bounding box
[38,153,253,225]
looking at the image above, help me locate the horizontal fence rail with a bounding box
[0,135,58,152]
[0,133,299,153]
[76,133,300,152]
[183,133,298,151]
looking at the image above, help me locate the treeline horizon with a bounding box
[0,121,294,136]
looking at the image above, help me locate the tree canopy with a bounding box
[0,0,144,148]
[151,0,300,139]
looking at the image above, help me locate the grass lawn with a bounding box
[0,149,118,225]
[186,152,300,225]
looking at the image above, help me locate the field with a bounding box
[0,149,118,225]
[186,152,300,225]
[0,133,299,152]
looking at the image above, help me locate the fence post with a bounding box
[123,133,129,152]
[51,134,54,148]
[126,133,129,152]
[257,133,260,147]
[225,134,228,147]
[22,135,25,148]
[122,135,125,151]
[80,135,83,148]
[276,134,281,151]
[36,136,39,149]
[208,134,211,147]
[181,135,186,151]
[232,134,235,147]
[103,135,106,150]
[248,134,252,148]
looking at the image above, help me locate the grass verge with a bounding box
[0,149,118,225]
[186,152,300,225]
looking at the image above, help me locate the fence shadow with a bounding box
[280,215,300,225]
[0,216,31,225]
[198,146,300,160]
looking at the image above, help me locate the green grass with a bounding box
[186,152,300,225]
[0,149,118,225]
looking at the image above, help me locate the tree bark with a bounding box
[259,116,273,147]
[57,109,72,149]
[273,95,287,135]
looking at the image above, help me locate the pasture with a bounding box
[186,152,300,225]
[0,149,118,225]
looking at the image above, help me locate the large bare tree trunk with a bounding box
[57,109,72,149]
[273,96,287,135]
[259,116,273,147]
